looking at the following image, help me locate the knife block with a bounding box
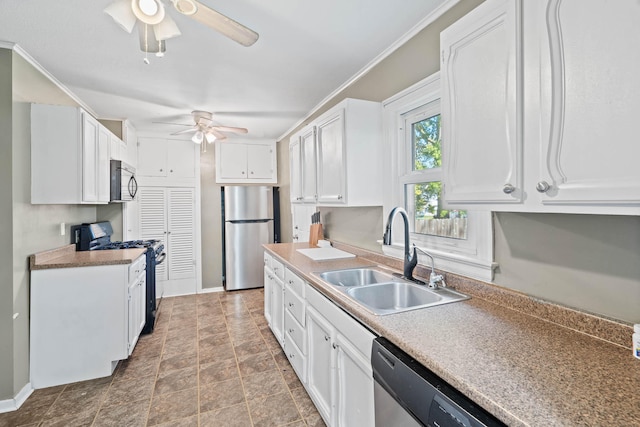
[309,224,324,247]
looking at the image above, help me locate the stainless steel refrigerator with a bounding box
[222,186,280,290]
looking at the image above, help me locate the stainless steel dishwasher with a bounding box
[372,337,506,427]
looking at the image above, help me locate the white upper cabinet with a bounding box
[441,0,523,205]
[533,0,640,210]
[137,138,197,183]
[441,0,640,215]
[289,98,383,207]
[31,104,111,204]
[215,141,277,184]
[316,99,383,206]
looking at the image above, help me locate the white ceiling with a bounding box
[0,0,446,141]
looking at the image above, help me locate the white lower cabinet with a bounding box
[263,252,375,427]
[30,253,146,388]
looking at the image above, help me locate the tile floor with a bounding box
[0,289,326,427]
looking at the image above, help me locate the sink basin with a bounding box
[318,268,396,287]
[346,281,469,315]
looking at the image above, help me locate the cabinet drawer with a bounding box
[284,333,307,384]
[272,258,285,281]
[128,256,146,283]
[284,288,305,326]
[284,309,306,354]
[284,267,305,298]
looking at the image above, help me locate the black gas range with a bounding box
[71,221,165,334]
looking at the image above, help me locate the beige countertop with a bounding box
[265,242,640,427]
[30,244,146,270]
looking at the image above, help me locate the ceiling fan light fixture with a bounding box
[104,0,137,33]
[131,0,165,25]
[153,13,181,40]
[205,132,216,143]
[171,0,198,16]
[192,130,204,144]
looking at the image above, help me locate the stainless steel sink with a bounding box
[315,267,470,315]
[318,268,396,287]
[346,281,469,315]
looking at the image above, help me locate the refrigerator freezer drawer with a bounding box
[225,220,274,290]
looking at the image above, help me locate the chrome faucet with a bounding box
[413,245,446,289]
[382,207,420,282]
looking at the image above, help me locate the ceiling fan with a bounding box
[104,0,258,61]
[164,110,248,146]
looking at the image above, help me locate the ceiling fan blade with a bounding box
[153,121,193,126]
[212,125,248,134]
[188,1,259,47]
[171,127,198,135]
[210,129,227,141]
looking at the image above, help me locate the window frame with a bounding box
[382,72,496,281]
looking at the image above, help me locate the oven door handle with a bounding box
[155,253,167,265]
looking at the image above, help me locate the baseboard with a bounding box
[198,286,224,294]
[0,382,33,414]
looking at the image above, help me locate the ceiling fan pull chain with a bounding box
[143,24,150,64]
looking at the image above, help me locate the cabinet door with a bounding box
[316,111,346,204]
[97,127,110,203]
[109,133,120,160]
[167,188,196,281]
[138,187,168,280]
[167,140,196,179]
[291,204,315,243]
[218,143,248,179]
[536,0,640,206]
[247,144,274,179]
[306,306,334,424]
[82,114,99,203]
[271,276,284,346]
[441,0,523,204]
[301,126,318,203]
[290,137,303,203]
[127,278,140,355]
[334,333,374,427]
[138,138,168,177]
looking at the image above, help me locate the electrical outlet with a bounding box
[60,222,65,236]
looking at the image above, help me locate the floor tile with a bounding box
[233,338,268,358]
[101,375,155,407]
[247,391,302,427]
[44,381,109,419]
[199,377,245,413]
[114,355,160,383]
[238,351,277,377]
[200,403,253,427]
[159,351,197,373]
[93,399,149,427]
[152,415,198,427]
[199,359,239,384]
[290,386,317,419]
[154,366,197,396]
[39,409,98,427]
[241,369,288,400]
[147,387,198,426]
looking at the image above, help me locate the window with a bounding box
[382,73,495,282]
[402,106,468,240]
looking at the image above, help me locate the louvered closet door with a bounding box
[167,188,196,280]
[138,187,168,281]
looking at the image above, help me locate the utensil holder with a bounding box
[309,224,324,247]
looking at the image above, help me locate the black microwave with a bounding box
[110,160,138,202]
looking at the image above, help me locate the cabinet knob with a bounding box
[170,169,173,173]
[288,302,294,307]
[324,335,330,341]
[332,343,338,349]
[503,184,516,194]
[242,171,245,175]
[160,169,163,172]
[288,353,294,359]
[250,171,254,175]
[337,195,343,200]
[288,328,294,333]
[289,280,294,285]
[536,181,551,193]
